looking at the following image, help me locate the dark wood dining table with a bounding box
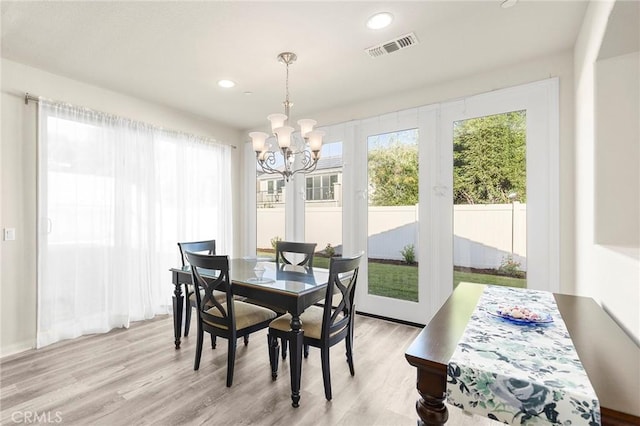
[170,258,330,407]
[405,282,640,426]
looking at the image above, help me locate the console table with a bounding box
[405,283,640,426]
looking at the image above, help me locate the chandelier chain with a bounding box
[284,59,291,119]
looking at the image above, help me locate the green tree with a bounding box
[368,141,418,206]
[453,111,526,204]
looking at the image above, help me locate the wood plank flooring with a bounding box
[1,314,495,425]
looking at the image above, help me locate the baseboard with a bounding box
[1,341,35,360]
[355,310,425,329]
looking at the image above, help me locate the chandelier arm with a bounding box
[288,150,319,178]
[257,151,293,181]
[258,153,284,175]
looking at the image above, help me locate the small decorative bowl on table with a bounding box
[489,305,553,324]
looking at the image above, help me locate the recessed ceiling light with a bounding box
[217,79,236,88]
[366,12,393,30]
[501,0,518,9]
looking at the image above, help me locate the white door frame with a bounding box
[352,107,439,325]
[438,78,560,302]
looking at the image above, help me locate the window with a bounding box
[37,100,232,348]
[306,174,338,201]
[266,179,284,194]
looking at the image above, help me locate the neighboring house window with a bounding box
[267,179,284,194]
[306,174,337,200]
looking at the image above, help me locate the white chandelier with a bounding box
[249,52,324,182]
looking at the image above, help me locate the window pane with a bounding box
[452,111,527,290]
[367,129,419,302]
[305,141,343,264]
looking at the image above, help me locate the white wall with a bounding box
[0,59,243,356]
[574,1,640,344]
[595,51,639,246]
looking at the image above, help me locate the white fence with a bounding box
[257,203,527,271]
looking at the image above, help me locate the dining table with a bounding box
[405,282,640,426]
[170,258,330,407]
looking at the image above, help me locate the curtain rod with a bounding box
[23,92,236,149]
[25,92,39,105]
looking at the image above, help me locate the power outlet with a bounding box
[3,228,16,241]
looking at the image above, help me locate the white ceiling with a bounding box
[1,1,588,131]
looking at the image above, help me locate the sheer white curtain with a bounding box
[37,100,232,348]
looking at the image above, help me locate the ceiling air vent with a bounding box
[365,32,419,58]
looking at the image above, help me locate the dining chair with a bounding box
[177,239,218,338]
[276,241,318,358]
[245,240,318,359]
[185,252,277,387]
[267,253,362,401]
[275,241,317,269]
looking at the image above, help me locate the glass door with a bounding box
[452,111,528,290]
[366,129,419,302]
[440,79,560,295]
[353,109,438,324]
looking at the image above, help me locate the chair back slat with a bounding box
[275,241,317,268]
[184,252,234,330]
[178,239,216,267]
[322,254,362,340]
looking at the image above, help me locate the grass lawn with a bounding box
[366,264,526,302]
[257,251,526,302]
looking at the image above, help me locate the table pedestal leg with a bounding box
[172,277,184,349]
[289,314,303,408]
[415,367,448,425]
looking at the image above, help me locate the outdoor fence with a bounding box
[257,203,527,271]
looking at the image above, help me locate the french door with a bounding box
[352,108,442,325]
[440,79,559,295]
[351,79,559,324]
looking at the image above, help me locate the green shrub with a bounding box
[400,244,416,264]
[270,236,282,251]
[498,255,524,278]
[324,243,336,258]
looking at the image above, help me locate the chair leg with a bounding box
[281,338,288,360]
[211,335,216,349]
[267,333,280,380]
[194,326,204,371]
[184,303,192,337]
[244,335,249,346]
[304,344,309,358]
[226,337,236,387]
[346,331,355,376]
[346,315,355,376]
[320,346,332,401]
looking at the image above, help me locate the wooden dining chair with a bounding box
[186,252,277,387]
[245,240,319,359]
[275,241,317,269]
[267,253,362,400]
[177,239,218,338]
[276,241,317,358]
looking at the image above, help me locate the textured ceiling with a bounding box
[1,1,588,131]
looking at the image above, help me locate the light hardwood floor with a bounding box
[1,314,494,425]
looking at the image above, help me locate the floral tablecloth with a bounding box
[446,286,600,425]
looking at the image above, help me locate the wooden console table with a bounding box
[405,283,640,426]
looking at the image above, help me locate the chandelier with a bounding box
[249,52,324,182]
